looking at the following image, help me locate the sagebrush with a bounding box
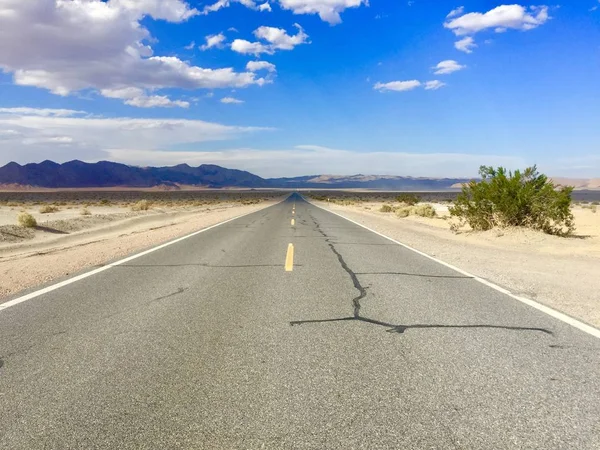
[18,212,37,228]
[396,194,420,206]
[449,165,574,235]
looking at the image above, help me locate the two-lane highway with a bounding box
[1,193,599,449]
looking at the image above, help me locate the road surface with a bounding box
[1,194,599,449]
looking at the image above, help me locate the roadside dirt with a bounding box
[0,200,279,300]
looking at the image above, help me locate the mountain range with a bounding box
[0,160,473,190]
[4,160,594,190]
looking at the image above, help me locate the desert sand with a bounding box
[314,199,600,328]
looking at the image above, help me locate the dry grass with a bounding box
[80,208,92,216]
[379,204,394,213]
[131,199,152,211]
[413,204,437,218]
[39,205,60,214]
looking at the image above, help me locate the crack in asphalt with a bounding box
[310,212,366,318]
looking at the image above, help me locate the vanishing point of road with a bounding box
[1,194,599,449]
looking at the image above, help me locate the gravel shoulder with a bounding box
[313,200,600,328]
[0,200,280,300]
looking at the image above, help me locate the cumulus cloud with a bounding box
[246,61,277,72]
[221,97,244,104]
[231,24,309,55]
[424,80,446,90]
[277,0,366,24]
[433,60,466,75]
[0,107,268,164]
[455,36,477,53]
[374,80,422,92]
[258,2,272,11]
[0,0,265,108]
[200,33,227,50]
[444,4,550,36]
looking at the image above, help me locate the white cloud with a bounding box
[424,80,446,90]
[202,0,269,14]
[255,24,309,49]
[277,0,367,25]
[455,36,477,53]
[221,97,244,104]
[100,87,190,108]
[0,107,268,163]
[433,60,466,75]
[374,80,422,92]
[231,24,309,55]
[444,4,550,36]
[202,0,365,24]
[447,6,464,18]
[0,0,265,107]
[125,95,190,108]
[0,107,85,117]
[200,33,227,50]
[246,61,277,72]
[184,41,196,50]
[105,145,527,178]
[231,39,272,55]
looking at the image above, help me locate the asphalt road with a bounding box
[1,193,599,449]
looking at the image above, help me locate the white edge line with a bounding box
[306,197,600,340]
[0,203,276,313]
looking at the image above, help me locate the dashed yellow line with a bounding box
[285,243,294,272]
[291,218,295,226]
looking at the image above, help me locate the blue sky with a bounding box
[0,0,599,178]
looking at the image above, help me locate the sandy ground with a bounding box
[0,199,280,299]
[314,200,600,328]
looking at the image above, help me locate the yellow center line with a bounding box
[292,210,295,215]
[291,218,295,226]
[285,243,294,272]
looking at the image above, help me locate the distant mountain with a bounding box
[13,160,587,191]
[0,160,268,188]
[269,174,471,190]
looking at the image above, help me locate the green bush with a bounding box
[396,193,420,206]
[413,204,436,218]
[379,204,394,213]
[17,212,37,228]
[449,165,574,235]
[395,207,412,218]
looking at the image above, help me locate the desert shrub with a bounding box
[39,205,59,214]
[17,212,37,228]
[591,205,597,213]
[99,199,111,205]
[396,193,420,206]
[592,201,600,205]
[131,200,152,211]
[395,207,412,218]
[413,204,436,218]
[379,204,394,213]
[80,208,92,216]
[449,165,574,235]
